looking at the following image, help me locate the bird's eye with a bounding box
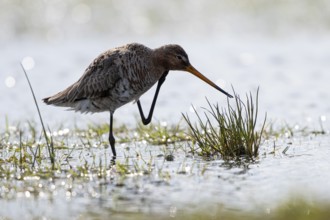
[176,55,182,60]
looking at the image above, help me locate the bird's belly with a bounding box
[74,77,157,114]
[75,96,132,114]
[110,76,157,108]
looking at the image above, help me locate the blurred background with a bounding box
[1,0,330,129]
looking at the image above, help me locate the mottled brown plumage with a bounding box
[43,43,232,157]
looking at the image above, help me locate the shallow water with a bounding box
[1,0,330,219]
[1,132,330,219]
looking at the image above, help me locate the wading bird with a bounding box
[43,43,232,157]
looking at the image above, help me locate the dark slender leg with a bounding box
[109,112,116,157]
[137,71,169,125]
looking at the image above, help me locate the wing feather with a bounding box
[72,50,122,100]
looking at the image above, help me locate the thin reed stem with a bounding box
[20,63,55,168]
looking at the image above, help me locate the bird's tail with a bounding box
[43,85,75,107]
[43,93,69,107]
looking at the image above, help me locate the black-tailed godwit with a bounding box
[43,43,232,157]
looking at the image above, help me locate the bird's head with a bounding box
[158,44,191,71]
[156,44,233,98]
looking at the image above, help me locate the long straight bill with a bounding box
[186,65,233,98]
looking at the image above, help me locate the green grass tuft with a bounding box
[183,88,266,160]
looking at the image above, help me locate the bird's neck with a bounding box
[152,47,170,71]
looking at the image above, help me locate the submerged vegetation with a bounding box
[183,89,266,160]
[135,120,191,145]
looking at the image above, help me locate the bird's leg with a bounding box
[109,112,116,157]
[137,71,169,125]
